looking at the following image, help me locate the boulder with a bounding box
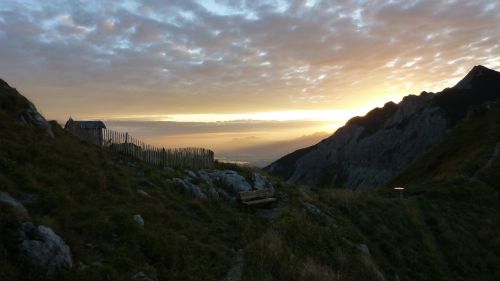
[197,170,214,187]
[206,187,220,201]
[17,222,72,276]
[184,170,198,179]
[172,178,207,200]
[133,214,145,227]
[217,189,232,202]
[252,172,268,189]
[0,191,28,216]
[209,170,251,193]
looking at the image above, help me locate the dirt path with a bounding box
[222,249,244,281]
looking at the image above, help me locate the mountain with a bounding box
[382,98,500,195]
[266,65,500,190]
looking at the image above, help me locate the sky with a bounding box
[1,0,500,165]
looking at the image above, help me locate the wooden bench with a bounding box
[239,189,276,206]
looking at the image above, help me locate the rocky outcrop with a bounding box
[172,177,208,200]
[0,191,28,216]
[209,170,252,192]
[17,222,73,276]
[0,79,54,137]
[19,103,54,137]
[266,66,500,190]
[170,170,275,205]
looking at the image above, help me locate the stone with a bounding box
[136,189,151,198]
[197,170,214,187]
[209,170,251,193]
[185,169,198,178]
[172,178,208,200]
[252,172,268,189]
[206,187,220,201]
[217,189,232,202]
[0,191,28,216]
[133,214,144,227]
[358,244,370,255]
[302,202,321,216]
[20,103,54,138]
[17,222,73,276]
[132,271,155,281]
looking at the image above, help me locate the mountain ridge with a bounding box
[266,65,500,190]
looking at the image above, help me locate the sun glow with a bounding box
[97,104,383,124]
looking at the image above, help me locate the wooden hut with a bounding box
[65,118,106,146]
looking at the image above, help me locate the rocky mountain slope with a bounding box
[266,65,500,190]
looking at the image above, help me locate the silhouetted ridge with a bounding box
[454,65,500,90]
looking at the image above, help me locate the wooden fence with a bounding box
[69,127,214,169]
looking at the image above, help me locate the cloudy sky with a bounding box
[1,0,500,164]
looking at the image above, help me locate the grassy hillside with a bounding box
[1,80,500,281]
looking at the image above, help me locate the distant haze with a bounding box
[105,120,331,167]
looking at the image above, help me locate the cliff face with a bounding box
[266,65,500,190]
[0,79,53,137]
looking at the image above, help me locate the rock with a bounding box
[302,202,321,216]
[209,170,251,193]
[185,170,198,179]
[206,187,220,201]
[133,214,144,227]
[172,178,207,200]
[19,103,54,138]
[217,189,232,202]
[358,244,370,255]
[252,172,268,189]
[0,191,28,216]
[132,271,155,281]
[197,170,214,187]
[17,222,72,276]
[136,189,151,198]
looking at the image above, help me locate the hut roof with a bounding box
[66,119,106,129]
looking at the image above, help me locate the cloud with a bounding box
[1,0,500,120]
